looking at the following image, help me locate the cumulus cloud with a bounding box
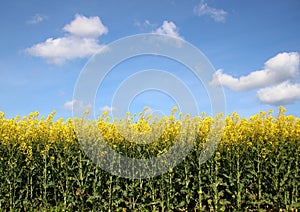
[26,37,104,65]
[257,81,300,105]
[155,20,183,40]
[25,14,108,65]
[210,52,300,91]
[63,14,108,38]
[194,0,227,23]
[27,14,47,24]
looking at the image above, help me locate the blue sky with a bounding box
[1,0,300,119]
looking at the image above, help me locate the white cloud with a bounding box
[257,81,300,105]
[63,100,76,111]
[210,52,300,91]
[155,20,183,40]
[25,14,108,65]
[27,14,47,24]
[135,19,156,30]
[26,36,105,65]
[144,20,152,27]
[64,99,92,112]
[63,14,108,38]
[194,0,227,23]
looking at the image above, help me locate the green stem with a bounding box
[64,177,67,209]
[43,154,47,205]
[30,167,33,201]
[185,165,190,208]
[8,148,15,210]
[213,160,219,211]
[93,166,98,199]
[150,178,156,211]
[236,153,241,210]
[257,160,261,210]
[109,175,113,212]
[79,150,83,187]
[292,144,299,208]
[168,171,173,210]
[198,163,202,211]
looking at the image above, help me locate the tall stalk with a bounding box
[198,161,203,211]
[43,153,47,206]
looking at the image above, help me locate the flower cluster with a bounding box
[1,106,300,161]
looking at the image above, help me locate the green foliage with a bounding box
[0,136,299,211]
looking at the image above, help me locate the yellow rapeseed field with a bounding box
[0,106,299,211]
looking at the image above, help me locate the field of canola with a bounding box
[0,106,299,211]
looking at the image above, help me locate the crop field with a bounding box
[0,106,299,211]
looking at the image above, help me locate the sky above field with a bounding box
[0,0,300,119]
